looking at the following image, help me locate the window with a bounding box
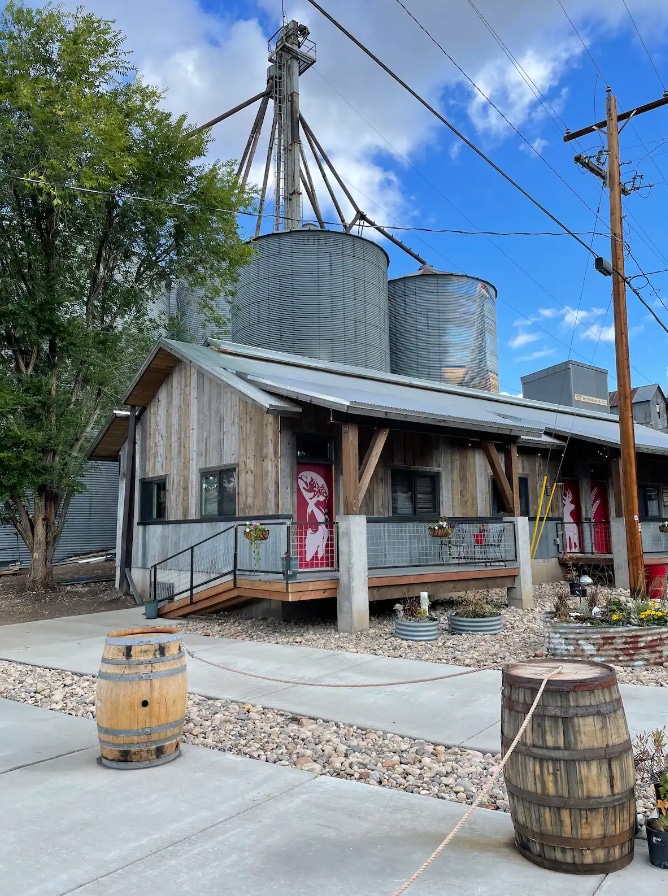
[140,478,167,522]
[200,468,237,517]
[639,484,660,518]
[391,469,439,517]
[491,475,530,516]
[296,434,333,463]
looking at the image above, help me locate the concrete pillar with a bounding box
[610,517,630,590]
[504,516,534,609]
[337,515,369,633]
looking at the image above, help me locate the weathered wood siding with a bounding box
[138,361,280,519]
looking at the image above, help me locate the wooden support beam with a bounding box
[341,422,360,514]
[610,455,624,518]
[482,441,514,514]
[358,428,389,506]
[118,407,137,594]
[504,442,521,516]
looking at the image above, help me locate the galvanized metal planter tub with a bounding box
[394,618,440,642]
[449,613,503,635]
[546,615,668,667]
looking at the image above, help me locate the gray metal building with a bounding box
[0,461,119,569]
[521,360,610,412]
[610,384,668,431]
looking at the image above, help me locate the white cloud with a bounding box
[519,137,549,157]
[33,0,668,232]
[519,348,556,361]
[509,331,540,349]
[581,324,615,343]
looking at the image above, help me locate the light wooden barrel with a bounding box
[96,628,188,769]
[502,660,635,874]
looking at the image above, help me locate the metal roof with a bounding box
[123,339,301,414]
[207,340,668,454]
[609,384,665,407]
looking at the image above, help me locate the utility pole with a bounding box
[565,88,668,595]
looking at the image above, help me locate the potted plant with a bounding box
[647,770,668,867]
[394,593,440,642]
[562,553,586,596]
[660,522,668,534]
[428,517,455,538]
[449,593,503,634]
[144,597,159,619]
[243,521,270,570]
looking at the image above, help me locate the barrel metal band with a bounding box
[502,737,632,762]
[514,841,633,875]
[105,633,181,646]
[98,666,186,682]
[97,717,185,737]
[506,781,635,809]
[502,696,623,718]
[512,820,635,849]
[100,749,180,770]
[100,652,184,666]
[98,733,182,750]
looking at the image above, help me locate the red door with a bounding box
[562,480,582,552]
[591,481,611,553]
[296,463,335,569]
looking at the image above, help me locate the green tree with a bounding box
[0,2,254,590]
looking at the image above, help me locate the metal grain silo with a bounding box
[230,229,391,371]
[169,282,231,343]
[389,266,499,391]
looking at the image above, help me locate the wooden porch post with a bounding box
[341,422,360,514]
[504,443,521,516]
[118,406,137,594]
[610,455,624,517]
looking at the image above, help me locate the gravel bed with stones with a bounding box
[174,582,668,688]
[0,658,656,826]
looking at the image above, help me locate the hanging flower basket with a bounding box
[659,522,668,534]
[243,524,269,542]
[428,519,455,539]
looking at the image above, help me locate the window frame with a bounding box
[389,467,440,519]
[639,482,661,519]
[139,476,168,523]
[199,465,238,519]
[296,433,334,465]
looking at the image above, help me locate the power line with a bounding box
[306,0,668,344]
[393,0,613,237]
[620,0,667,93]
[4,174,604,237]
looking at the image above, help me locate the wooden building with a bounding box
[90,339,668,620]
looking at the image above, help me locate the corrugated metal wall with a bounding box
[231,230,391,371]
[0,461,119,568]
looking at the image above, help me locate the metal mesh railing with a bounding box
[642,522,668,555]
[290,522,338,572]
[235,521,290,575]
[366,519,516,570]
[556,520,612,555]
[151,524,236,603]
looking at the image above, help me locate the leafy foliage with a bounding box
[0,2,255,587]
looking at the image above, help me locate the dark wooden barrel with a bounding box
[96,628,188,769]
[502,660,635,874]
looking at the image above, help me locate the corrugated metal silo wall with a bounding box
[0,462,119,568]
[388,273,499,391]
[231,230,391,370]
[174,282,231,344]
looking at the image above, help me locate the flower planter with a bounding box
[429,527,454,539]
[244,528,269,542]
[546,615,668,666]
[648,827,668,868]
[448,613,503,635]
[144,600,159,620]
[394,618,440,642]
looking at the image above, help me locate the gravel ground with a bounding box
[174,582,668,688]
[0,657,656,826]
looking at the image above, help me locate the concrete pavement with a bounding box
[1,608,667,752]
[1,698,663,896]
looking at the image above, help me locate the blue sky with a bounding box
[21,0,668,394]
